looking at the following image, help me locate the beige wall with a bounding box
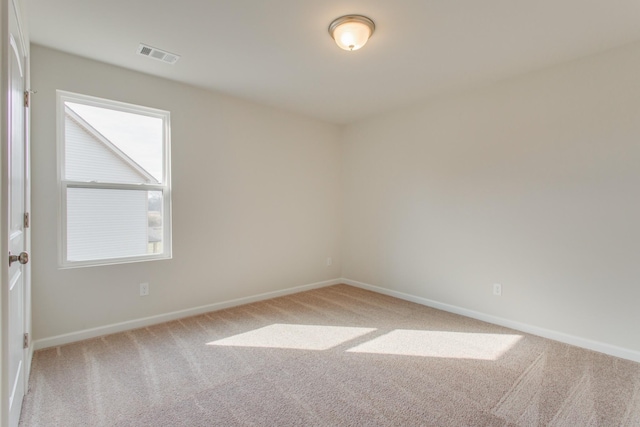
[32,40,640,356]
[342,41,640,352]
[30,45,342,341]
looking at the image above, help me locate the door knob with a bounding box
[8,251,29,266]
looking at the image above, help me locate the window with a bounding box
[58,91,171,267]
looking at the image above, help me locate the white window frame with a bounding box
[57,90,172,268]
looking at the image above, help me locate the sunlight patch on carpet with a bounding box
[346,330,522,360]
[207,324,377,350]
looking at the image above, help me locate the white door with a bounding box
[4,0,29,426]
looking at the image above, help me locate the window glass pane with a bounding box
[64,102,163,184]
[147,191,164,255]
[67,187,164,261]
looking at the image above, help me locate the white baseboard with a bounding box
[33,278,341,350]
[342,278,640,364]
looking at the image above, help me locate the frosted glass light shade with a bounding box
[329,15,375,51]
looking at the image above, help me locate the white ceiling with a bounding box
[25,0,640,124]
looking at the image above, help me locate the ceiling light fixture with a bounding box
[328,15,375,51]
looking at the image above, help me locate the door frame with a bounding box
[1,0,31,425]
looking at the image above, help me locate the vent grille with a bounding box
[137,44,180,64]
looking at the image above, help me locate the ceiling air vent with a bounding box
[137,43,180,64]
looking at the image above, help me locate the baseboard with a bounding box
[342,278,640,363]
[33,278,341,350]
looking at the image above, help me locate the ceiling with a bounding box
[25,0,640,124]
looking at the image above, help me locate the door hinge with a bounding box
[24,212,30,228]
[23,333,29,349]
[24,89,36,108]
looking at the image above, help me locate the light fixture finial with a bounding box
[328,15,375,51]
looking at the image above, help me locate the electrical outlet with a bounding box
[140,282,149,297]
[326,257,332,266]
[493,283,502,296]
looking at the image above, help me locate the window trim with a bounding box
[57,90,172,268]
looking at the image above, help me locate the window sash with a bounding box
[60,183,172,267]
[63,181,167,192]
[58,92,171,186]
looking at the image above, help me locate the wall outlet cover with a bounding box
[493,283,502,296]
[140,282,150,296]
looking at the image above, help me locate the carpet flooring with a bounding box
[20,284,640,426]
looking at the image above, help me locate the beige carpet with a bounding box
[20,284,640,426]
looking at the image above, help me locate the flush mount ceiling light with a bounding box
[328,15,375,51]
